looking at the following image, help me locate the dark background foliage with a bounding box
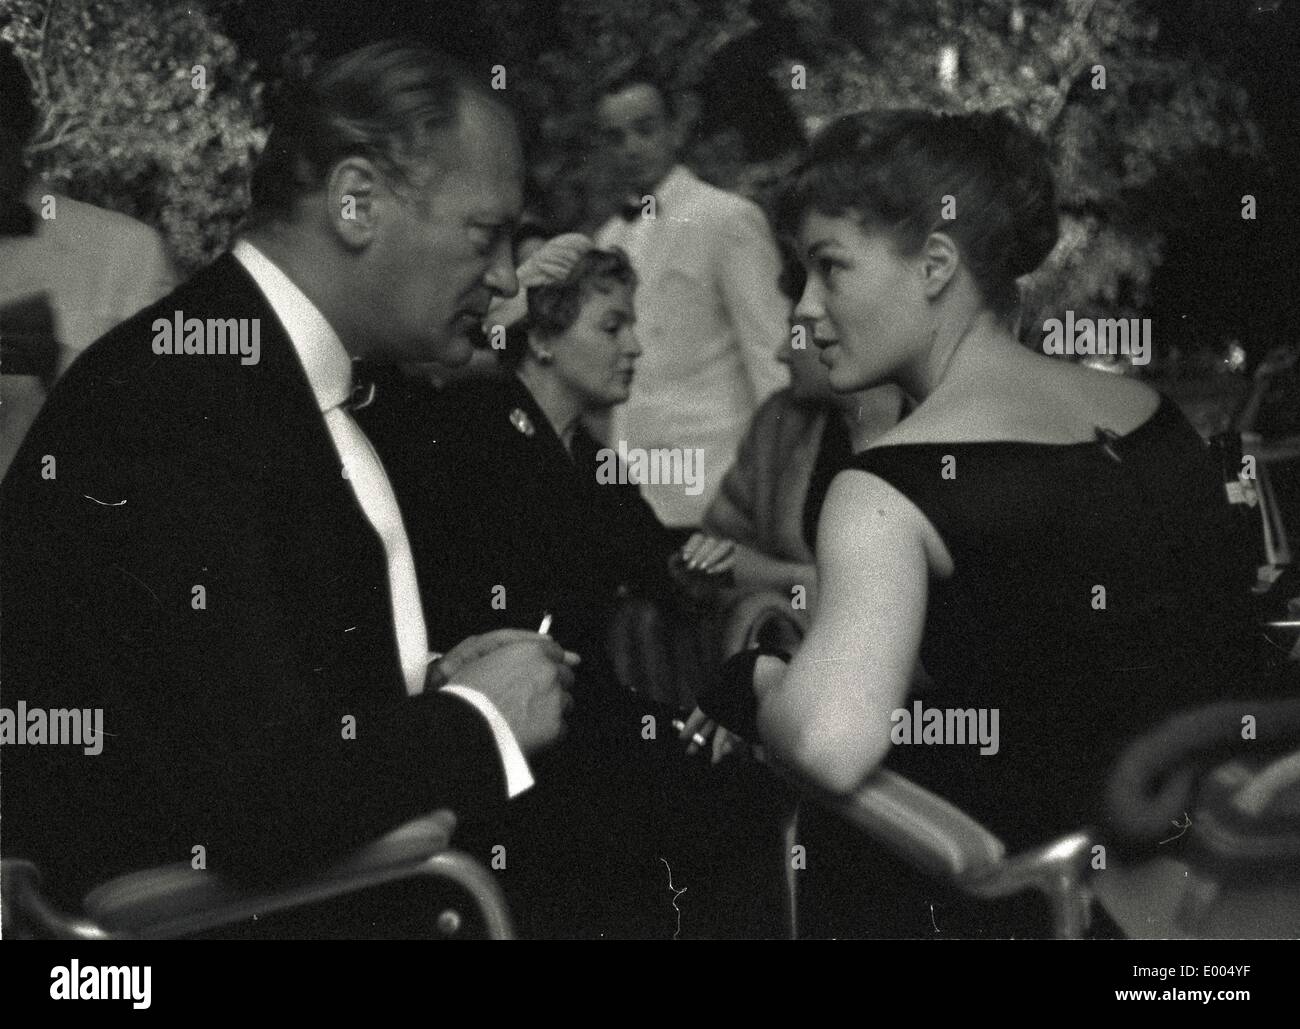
[4,0,1296,392]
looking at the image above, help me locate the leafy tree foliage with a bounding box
[3,0,265,273]
[3,0,1278,365]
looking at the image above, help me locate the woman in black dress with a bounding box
[703,109,1284,937]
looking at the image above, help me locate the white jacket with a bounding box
[595,165,790,526]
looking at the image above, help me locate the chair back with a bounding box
[1,859,117,940]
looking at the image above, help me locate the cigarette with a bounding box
[537,612,553,635]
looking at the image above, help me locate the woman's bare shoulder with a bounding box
[865,360,1161,448]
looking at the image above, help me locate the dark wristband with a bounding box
[697,646,791,740]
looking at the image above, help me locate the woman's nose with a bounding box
[623,327,643,357]
[793,279,824,325]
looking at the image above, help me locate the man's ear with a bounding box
[325,157,382,250]
[920,231,960,300]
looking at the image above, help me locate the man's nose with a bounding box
[623,326,642,358]
[484,240,519,298]
[774,333,792,365]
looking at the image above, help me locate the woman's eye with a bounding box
[818,259,839,282]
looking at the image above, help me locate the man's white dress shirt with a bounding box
[595,165,790,527]
[232,240,533,797]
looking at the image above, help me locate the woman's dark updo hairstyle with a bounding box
[778,108,1058,319]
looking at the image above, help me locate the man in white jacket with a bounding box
[594,67,789,529]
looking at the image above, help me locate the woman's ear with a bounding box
[919,231,960,300]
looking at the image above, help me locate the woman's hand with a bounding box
[484,233,594,331]
[516,233,594,290]
[682,536,817,601]
[679,533,738,575]
[678,706,746,764]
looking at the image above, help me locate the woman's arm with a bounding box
[756,469,933,795]
[729,545,816,598]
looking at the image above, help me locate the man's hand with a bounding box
[434,628,577,683]
[442,632,579,755]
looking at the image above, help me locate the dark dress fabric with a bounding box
[798,393,1285,938]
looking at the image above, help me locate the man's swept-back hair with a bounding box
[601,60,677,119]
[248,40,505,225]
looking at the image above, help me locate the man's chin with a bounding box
[417,325,478,367]
[439,333,477,367]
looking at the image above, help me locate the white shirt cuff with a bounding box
[439,685,534,798]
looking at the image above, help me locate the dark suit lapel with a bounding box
[189,254,405,695]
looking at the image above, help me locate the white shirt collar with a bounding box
[232,239,352,411]
[654,164,696,208]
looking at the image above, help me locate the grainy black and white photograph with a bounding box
[0,0,1297,989]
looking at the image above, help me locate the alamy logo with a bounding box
[152,310,261,365]
[0,703,105,755]
[50,961,151,1009]
[596,441,705,497]
[1042,311,1151,366]
[890,701,999,755]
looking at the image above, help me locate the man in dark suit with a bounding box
[0,41,574,914]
